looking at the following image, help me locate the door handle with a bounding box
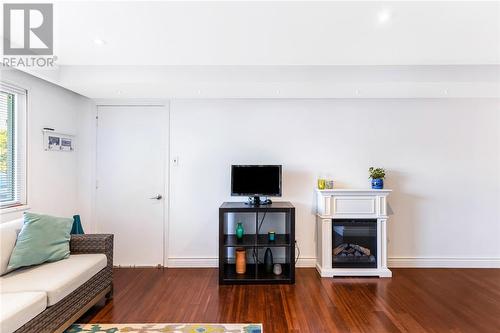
[150,194,162,200]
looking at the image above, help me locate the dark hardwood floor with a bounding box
[80,268,500,333]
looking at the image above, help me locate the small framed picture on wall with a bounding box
[60,138,73,151]
[43,129,75,152]
[48,135,60,150]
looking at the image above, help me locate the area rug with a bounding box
[66,323,262,333]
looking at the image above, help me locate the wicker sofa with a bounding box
[0,219,113,333]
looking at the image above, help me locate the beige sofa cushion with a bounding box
[0,292,47,333]
[0,254,106,306]
[0,219,24,276]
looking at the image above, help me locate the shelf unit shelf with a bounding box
[223,234,291,247]
[219,202,295,285]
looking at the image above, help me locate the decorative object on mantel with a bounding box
[235,248,246,274]
[369,167,386,189]
[264,248,274,273]
[235,222,244,240]
[268,231,275,241]
[317,177,326,190]
[273,263,282,275]
[318,175,334,189]
[316,189,392,278]
[43,128,75,152]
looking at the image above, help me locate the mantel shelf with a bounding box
[316,189,392,194]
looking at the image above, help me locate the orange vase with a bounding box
[235,248,246,274]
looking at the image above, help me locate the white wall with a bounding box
[0,68,95,230]
[3,68,498,269]
[168,99,500,267]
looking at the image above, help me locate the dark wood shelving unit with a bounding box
[219,201,295,284]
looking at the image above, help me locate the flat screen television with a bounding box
[231,165,282,204]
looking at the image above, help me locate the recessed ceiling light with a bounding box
[377,9,392,24]
[94,38,106,46]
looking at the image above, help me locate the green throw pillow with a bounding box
[7,212,73,272]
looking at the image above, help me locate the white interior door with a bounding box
[96,105,167,267]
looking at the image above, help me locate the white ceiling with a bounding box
[2,1,500,99]
[19,64,496,99]
[49,1,500,66]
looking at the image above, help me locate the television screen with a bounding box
[231,165,282,197]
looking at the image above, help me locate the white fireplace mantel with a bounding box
[316,189,392,278]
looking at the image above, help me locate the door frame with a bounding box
[94,99,170,267]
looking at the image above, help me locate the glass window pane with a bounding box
[0,91,15,204]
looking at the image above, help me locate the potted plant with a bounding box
[369,167,386,189]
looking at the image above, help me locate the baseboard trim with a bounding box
[167,258,218,268]
[166,257,317,268]
[167,257,500,268]
[295,257,316,268]
[388,257,500,268]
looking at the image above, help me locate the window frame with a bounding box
[0,82,28,210]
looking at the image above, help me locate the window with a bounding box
[0,83,27,209]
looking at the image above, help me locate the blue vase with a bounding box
[371,178,384,189]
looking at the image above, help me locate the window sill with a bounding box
[0,205,30,215]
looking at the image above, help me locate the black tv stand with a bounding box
[219,201,295,284]
[245,196,272,206]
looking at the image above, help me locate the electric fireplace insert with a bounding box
[332,219,377,268]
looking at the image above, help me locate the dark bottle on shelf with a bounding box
[264,248,274,273]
